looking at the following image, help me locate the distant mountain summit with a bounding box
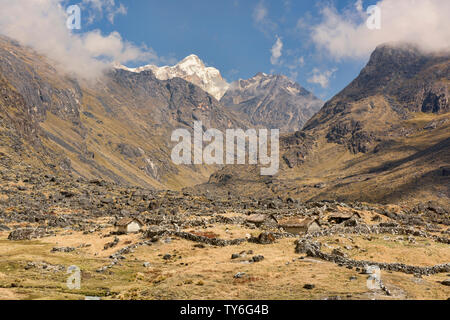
[117,54,229,100]
[221,73,323,132]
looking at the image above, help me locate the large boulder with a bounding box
[252,232,275,244]
[295,239,321,256]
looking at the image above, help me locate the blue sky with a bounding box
[69,0,380,100]
[3,1,445,99]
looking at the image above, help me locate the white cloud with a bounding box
[288,71,298,81]
[355,0,364,13]
[286,56,304,73]
[252,1,277,35]
[270,36,283,65]
[227,68,240,81]
[307,68,337,88]
[107,3,127,24]
[253,1,268,23]
[0,0,159,80]
[310,0,450,60]
[283,0,292,11]
[81,0,127,25]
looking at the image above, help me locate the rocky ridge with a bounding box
[221,72,323,132]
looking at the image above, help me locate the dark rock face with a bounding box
[208,173,233,186]
[281,132,315,168]
[0,37,82,124]
[441,167,450,177]
[116,143,144,158]
[421,91,448,113]
[326,120,375,154]
[221,73,323,132]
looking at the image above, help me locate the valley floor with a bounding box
[0,161,448,300]
[0,202,449,300]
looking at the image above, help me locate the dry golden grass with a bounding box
[186,225,256,240]
[319,234,450,267]
[0,225,449,300]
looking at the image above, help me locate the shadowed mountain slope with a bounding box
[191,44,450,207]
[0,35,249,189]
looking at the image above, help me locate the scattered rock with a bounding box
[251,255,264,263]
[324,296,341,300]
[51,247,75,253]
[0,224,10,231]
[8,228,53,241]
[332,248,347,258]
[254,232,275,244]
[104,237,119,250]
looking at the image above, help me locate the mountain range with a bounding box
[0,35,448,206]
[0,35,247,189]
[117,54,229,101]
[193,43,450,206]
[119,55,323,132]
[222,72,323,132]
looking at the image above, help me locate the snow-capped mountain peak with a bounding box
[221,72,323,132]
[117,55,229,100]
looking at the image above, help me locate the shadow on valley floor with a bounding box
[380,168,450,204]
[366,137,450,175]
[310,167,449,205]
